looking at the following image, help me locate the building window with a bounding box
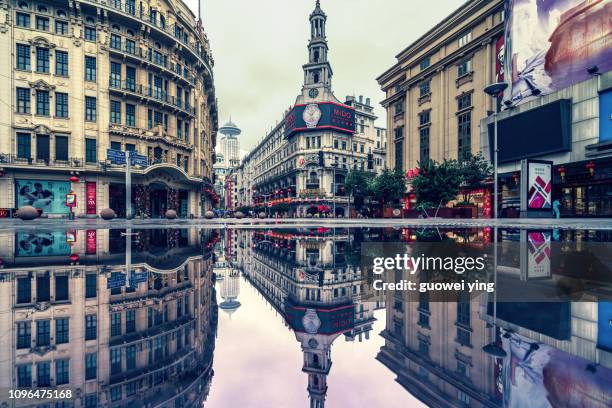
[55,20,68,35]
[125,66,136,91]
[17,276,31,303]
[394,100,404,115]
[420,127,430,163]
[458,112,472,160]
[85,274,97,298]
[36,274,50,301]
[110,348,122,375]
[418,339,429,357]
[37,361,50,387]
[110,100,121,124]
[419,81,430,97]
[84,26,96,41]
[457,59,472,77]
[17,133,31,159]
[36,320,50,347]
[16,87,30,113]
[55,360,69,385]
[457,360,470,378]
[457,93,472,110]
[110,33,121,49]
[16,12,30,28]
[36,47,49,73]
[55,50,68,76]
[394,140,403,172]
[126,39,136,54]
[85,353,97,380]
[55,275,68,301]
[35,16,49,31]
[110,141,121,151]
[110,61,121,88]
[17,365,32,387]
[126,345,136,369]
[125,310,136,333]
[419,110,430,126]
[85,138,97,163]
[55,92,68,118]
[126,104,136,127]
[85,314,97,340]
[458,31,472,47]
[16,44,30,70]
[110,312,121,337]
[458,391,470,405]
[85,96,96,121]
[55,135,68,161]
[55,318,69,344]
[16,321,31,349]
[110,386,122,402]
[420,56,430,71]
[36,90,49,116]
[84,395,97,408]
[84,56,96,81]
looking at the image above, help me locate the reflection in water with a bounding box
[0,227,611,407]
[0,229,219,408]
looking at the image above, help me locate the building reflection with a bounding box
[0,228,219,408]
[230,228,384,408]
[376,227,612,408]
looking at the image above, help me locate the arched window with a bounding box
[86,17,95,24]
[313,73,320,83]
[126,29,134,37]
[314,50,319,62]
[18,2,28,10]
[159,14,166,29]
[111,24,120,32]
[37,5,47,13]
[154,42,161,49]
[56,10,67,17]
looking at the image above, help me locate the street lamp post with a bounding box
[483,82,508,220]
[331,162,337,218]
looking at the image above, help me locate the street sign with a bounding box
[129,271,149,287]
[129,152,148,167]
[107,149,126,165]
[107,272,126,289]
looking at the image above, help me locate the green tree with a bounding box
[370,169,406,208]
[412,159,462,211]
[459,152,493,204]
[345,170,374,211]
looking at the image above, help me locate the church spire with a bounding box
[303,0,333,93]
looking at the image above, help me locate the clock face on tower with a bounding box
[303,103,322,128]
[309,88,319,98]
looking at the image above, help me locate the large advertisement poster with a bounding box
[15,231,72,257]
[16,179,70,214]
[506,0,611,103]
[502,332,612,407]
[527,161,552,209]
[284,102,355,138]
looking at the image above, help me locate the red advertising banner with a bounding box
[86,182,97,215]
[86,230,97,255]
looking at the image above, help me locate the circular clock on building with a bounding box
[309,88,319,98]
[302,308,322,334]
[303,103,322,128]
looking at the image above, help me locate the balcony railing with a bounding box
[0,154,91,168]
[84,0,212,69]
[108,79,196,116]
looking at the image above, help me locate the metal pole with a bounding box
[126,152,132,219]
[332,166,336,218]
[125,227,132,287]
[493,112,498,220]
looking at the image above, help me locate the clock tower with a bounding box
[301,1,334,102]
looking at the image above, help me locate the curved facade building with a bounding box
[0,0,218,218]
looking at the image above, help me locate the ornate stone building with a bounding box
[0,0,218,218]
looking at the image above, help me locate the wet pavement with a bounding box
[0,225,611,407]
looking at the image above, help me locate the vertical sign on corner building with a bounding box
[86,182,97,215]
[86,230,97,255]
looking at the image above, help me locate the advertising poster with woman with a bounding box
[16,179,70,214]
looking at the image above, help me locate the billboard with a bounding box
[506,0,612,103]
[284,102,355,138]
[16,179,71,214]
[522,160,553,210]
[502,332,612,407]
[15,231,72,257]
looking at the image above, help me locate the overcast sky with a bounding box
[184,0,465,152]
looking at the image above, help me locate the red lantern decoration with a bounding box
[512,171,520,184]
[557,166,566,182]
[586,161,596,176]
[69,254,79,263]
[69,175,79,183]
